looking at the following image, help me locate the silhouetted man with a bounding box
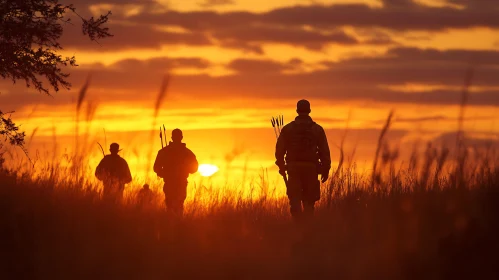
[95,143,133,202]
[154,129,198,216]
[137,184,154,211]
[275,99,331,222]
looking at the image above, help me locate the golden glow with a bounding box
[380,84,499,93]
[413,0,463,8]
[4,0,499,195]
[163,0,381,13]
[198,164,220,177]
[398,28,499,50]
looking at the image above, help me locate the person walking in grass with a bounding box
[137,183,154,211]
[154,129,198,217]
[275,99,331,222]
[95,143,133,203]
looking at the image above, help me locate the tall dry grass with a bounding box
[1,142,498,279]
[146,74,171,179]
[1,68,499,279]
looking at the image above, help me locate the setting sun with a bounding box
[198,164,219,177]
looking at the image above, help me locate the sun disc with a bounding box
[198,164,219,177]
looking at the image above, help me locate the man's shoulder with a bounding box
[100,155,112,162]
[282,121,295,131]
[119,156,128,164]
[284,120,322,129]
[184,146,196,157]
[106,154,128,164]
[157,146,172,156]
[313,122,324,130]
[308,118,324,131]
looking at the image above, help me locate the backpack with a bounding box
[286,121,319,162]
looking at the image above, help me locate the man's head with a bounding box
[171,128,183,143]
[109,143,121,155]
[143,184,150,190]
[296,99,311,115]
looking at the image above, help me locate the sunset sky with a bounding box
[1,0,498,187]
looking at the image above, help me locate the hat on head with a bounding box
[297,99,311,114]
[110,143,122,153]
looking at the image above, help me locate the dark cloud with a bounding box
[447,0,499,10]
[3,48,499,109]
[60,23,212,51]
[433,131,499,148]
[64,0,160,12]
[58,16,366,52]
[356,28,399,45]
[213,26,359,49]
[327,47,499,72]
[381,0,417,7]
[289,58,303,66]
[5,69,496,108]
[129,10,255,31]
[126,3,499,32]
[110,57,211,71]
[64,0,155,5]
[386,47,499,66]
[227,59,294,73]
[219,41,264,55]
[54,1,499,52]
[0,90,75,111]
[262,4,498,31]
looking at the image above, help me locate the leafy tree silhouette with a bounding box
[0,0,112,151]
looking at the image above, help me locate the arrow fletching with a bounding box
[162,124,167,145]
[160,126,164,148]
[271,116,278,139]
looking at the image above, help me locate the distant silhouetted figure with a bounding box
[137,183,154,211]
[154,129,198,216]
[95,143,132,202]
[275,100,331,222]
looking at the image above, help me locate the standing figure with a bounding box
[95,143,133,202]
[275,100,331,222]
[137,183,154,210]
[154,129,198,216]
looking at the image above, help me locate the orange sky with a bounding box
[2,0,499,189]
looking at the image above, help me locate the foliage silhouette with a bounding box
[0,0,112,150]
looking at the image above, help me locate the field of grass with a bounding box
[2,73,499,279]
[1,141,498,280]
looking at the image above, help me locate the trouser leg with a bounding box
[117,187,124,203]
[163,181,187,217]
[103,183,122,203]
[286,168,303,222]
[287,163,320,221]
[302,201,315,219]
[170,199,184,216]
[302,167,320,219]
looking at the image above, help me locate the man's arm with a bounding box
[187,150,199,174]
[123,160,132,184]
[317,125,331,173]
[275,126,288,170]
[153,150,163,176]
[95,158,106,181]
